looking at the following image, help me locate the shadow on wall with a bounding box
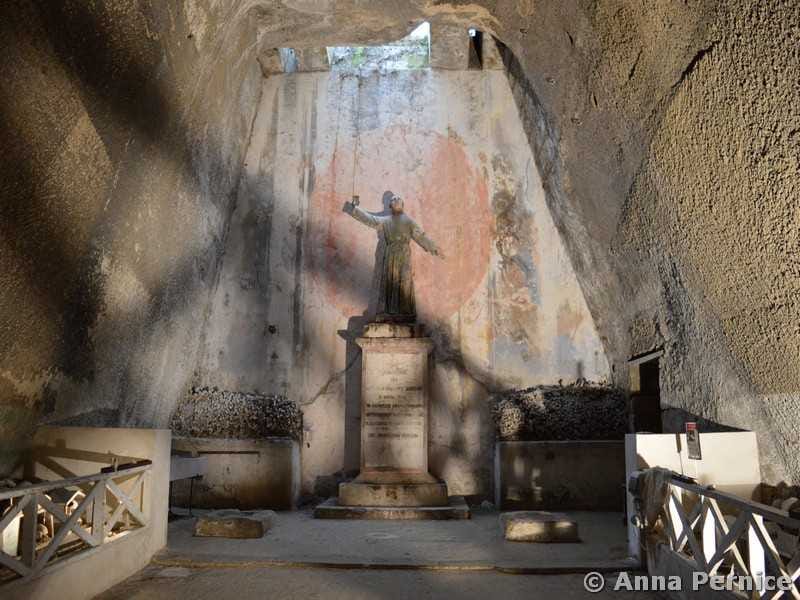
[1,0,196,366]
[660,408,745,435]
[309,335,493,502]
[0,0,262,472]
[340,316,368,476]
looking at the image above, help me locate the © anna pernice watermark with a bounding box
[583,571,796,594]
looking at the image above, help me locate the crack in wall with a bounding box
[303,350,360,407]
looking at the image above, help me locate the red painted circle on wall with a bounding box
[307,126,492,321]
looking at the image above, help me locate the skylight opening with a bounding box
[328,22,430,72]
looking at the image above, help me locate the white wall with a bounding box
[625,431,761,559]
[5,427,170,600]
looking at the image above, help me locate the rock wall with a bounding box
[195,68,610,495]
[0,0,265,474]
[490,1,799,484]
[617,2,800,483]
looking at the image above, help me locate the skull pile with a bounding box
[491,381,627,441]
[170,387,302,440]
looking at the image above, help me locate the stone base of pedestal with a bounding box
[313,496,470,520]
[339,481,449,507]
[338,470,449,507]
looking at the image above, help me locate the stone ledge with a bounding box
[355,336,434,353]
[172,437,300,510]
[495,440,625,510]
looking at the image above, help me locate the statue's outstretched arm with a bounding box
[343,200,381,229]
[411,222,444,259]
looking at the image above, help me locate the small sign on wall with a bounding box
[685,422,702,460]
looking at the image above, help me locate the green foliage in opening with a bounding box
[350,46,366,67]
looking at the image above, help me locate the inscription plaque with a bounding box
[362,352,427,470]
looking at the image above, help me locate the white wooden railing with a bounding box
[643,471,800,599]
[0,451,151,584]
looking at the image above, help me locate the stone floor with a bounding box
[160,508,633,571]
[96,566,658,600]
[96,508,648,599]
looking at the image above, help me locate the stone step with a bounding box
[314,496,470,520]
[338,481,448,507]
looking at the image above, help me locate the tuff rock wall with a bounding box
[494,0,799,483]
[0,0,266,473]
[616,3,800,483]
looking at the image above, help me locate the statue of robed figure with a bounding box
[343,192,444,322]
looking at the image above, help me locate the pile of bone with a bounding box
[170,387,302,440]
[758,483,800,558]
[491,380,627,441]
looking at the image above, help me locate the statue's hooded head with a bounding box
[389,194,404,215]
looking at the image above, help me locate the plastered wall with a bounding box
[196,68,610,495]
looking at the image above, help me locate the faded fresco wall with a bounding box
[0,0,265,474]
[196,68,610,496]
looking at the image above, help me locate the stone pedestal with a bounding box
[315,322,468,519]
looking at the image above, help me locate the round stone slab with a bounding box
[499,511,580,543]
